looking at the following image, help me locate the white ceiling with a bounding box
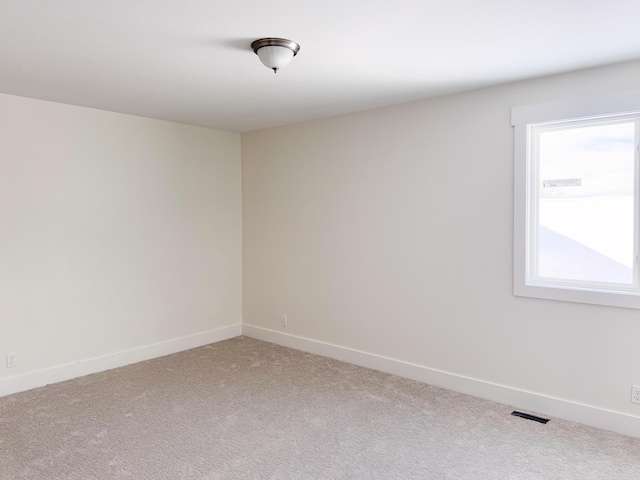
[2,0,640,133]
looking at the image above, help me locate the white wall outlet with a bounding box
[281,314,288,327]
[6,353,17,368]
[632,385,640,405]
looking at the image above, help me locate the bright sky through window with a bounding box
[535,121,636,286]
[513,93,640,308]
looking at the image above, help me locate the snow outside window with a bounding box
[512,93,640,309]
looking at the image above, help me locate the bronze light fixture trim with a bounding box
[251,38,301,73]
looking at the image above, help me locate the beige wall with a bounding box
[3,59,640,425]
[0,93,242,379]
[242,60,640,418]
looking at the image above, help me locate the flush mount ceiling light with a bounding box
[251,38,300,73]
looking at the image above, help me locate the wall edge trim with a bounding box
[242,323,640,439]
[0,323,242,397]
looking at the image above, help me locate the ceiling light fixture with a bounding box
[251,38,300,73]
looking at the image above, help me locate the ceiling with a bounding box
[2,0,640,133]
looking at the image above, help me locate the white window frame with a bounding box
[512,91,640,309]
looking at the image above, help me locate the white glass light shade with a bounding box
[256,46,295,72]
[251,38,300,73]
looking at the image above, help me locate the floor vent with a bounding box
[511,411,549,424]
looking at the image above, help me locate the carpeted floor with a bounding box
[0,336,639,479]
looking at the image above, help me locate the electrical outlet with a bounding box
[632,385,640,405]
[281,314,288,327]
[6,353,17,368]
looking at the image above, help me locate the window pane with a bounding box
[536,121,636,285]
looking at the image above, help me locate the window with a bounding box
[512,92,640,309]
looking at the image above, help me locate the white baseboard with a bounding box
[242,324,640,439]
[0,323,242,398]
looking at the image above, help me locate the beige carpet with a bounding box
[1,336,639,479]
